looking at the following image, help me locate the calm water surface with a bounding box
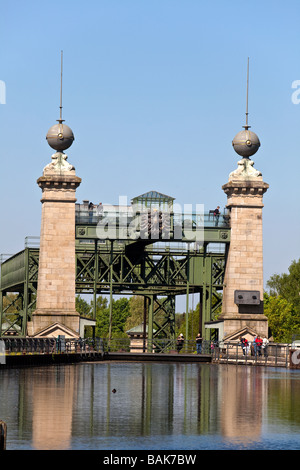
[0,362,299,450]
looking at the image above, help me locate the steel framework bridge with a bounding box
[0,193,230,345]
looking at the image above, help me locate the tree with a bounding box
[265,259,300,342]
[125,296,145,331]
[95,296,130,338]
[264,293,300,343]
[94,296,109,337]
[110,298,131,337]
[281,259,300,313]
[267,259,300,311]
[75,295,92,317]
[179,293,222,340]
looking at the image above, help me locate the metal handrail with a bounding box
[0,337,296,367]
[24,236,40,248]
[211,340,292,367]
[75,209,230,229]
[0,337,213,355]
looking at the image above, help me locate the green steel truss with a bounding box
[75,240,227,345]
[1,220,230,341]
[0,249,39,336]
[0,244,227,342]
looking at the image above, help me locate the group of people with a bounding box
[240,335,269,357]
[176,333,203,354]
[175,333,270,357]
[88,202,103,222]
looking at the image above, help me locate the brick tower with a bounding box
[220,157,269,338]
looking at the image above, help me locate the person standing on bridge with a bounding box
[213,206,220,226]
[176,334,184,354]
[240,336,248,356]
[255,336,263,357]
[196,333,202,354]
[97,202,103,219]
[262,336,269,357]
[88,202,95,223]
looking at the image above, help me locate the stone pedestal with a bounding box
[219,157,269,338]
[29,152,81,337]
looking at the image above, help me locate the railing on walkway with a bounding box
[1,337,103,355]
[0,337,298,368]
[211,341,293,368]
[0,337,212,355]
[75,208,230,230]
[101,338,215,354]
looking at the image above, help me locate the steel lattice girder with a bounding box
[75,245,226,294]
[0,248,39,336]
[1,243,227,338]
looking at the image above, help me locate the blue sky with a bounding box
[0,0,299,299]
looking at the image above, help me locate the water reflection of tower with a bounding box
[220,366,263,442]
[172,364,212,435]
[29,366,77,450]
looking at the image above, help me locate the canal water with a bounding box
[0,362,299,450]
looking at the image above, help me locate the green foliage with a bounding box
[75,289,219,342]
[95,296,130,338]
[75,295,135,339]
[125,296,177,338]
[187,303,201,340]
[174,303,201,340]
[3,293,23,313]
[267,259,300,307]
[1,293,24,329]
[125,296,144,331]
[75,295,92,317]
[264,293,300,343]
[265,258,300,342]
[175,292,222,340]
[175,312,185,335]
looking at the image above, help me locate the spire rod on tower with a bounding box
[232,57,260,158]
[59,50,64,123]
[244,57,250,130]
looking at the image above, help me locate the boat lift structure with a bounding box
[0,192,230,348]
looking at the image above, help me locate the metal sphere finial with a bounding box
[46,122,74,151]
[232,129,260,157]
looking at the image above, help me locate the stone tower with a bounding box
[28,62,81,336]
[219,59,269,339]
